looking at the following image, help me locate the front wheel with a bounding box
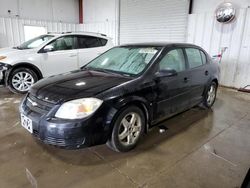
[7,68,38,94]
[107,106,145,152]
[203,81,218,108]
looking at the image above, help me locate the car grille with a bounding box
[25,94,55,115]
[33,130,84,147]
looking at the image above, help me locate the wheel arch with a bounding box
[113,96,152,134]
[203,77,219,96]
[6,62,43,83]
[211,78,218,86]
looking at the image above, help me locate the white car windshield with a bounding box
[85,47,161,76]
[16,35,54,50]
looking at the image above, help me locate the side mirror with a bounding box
[155,69,177,78]
[43,45,54,53]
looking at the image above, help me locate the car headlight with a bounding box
[0,56,7,60]
[55,98,103,120]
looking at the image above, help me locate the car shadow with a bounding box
[39,106,213,166]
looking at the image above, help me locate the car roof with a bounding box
[47,32,109,39]
[119,42,202,48]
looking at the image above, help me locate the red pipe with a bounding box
[79,0,83,23]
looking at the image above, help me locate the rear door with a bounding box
[154,48,192,122]
[76,36,110,67]
[184,48,210,105]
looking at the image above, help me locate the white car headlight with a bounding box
[55,98,103,120]
[0,56,7,60]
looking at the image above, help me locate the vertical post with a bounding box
[189,0,193,14]
[117,0,121,45]
[79,0,83,23]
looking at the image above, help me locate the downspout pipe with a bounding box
[189,0,193,14]
[79,0,83,23]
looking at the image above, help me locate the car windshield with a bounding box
[16,35,54,50]
[85,47,160,76]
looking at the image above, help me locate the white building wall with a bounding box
[187,8,250,89]
[82,0,119,45]
[193,0,250,13]
[83,0,117,23]
[0,17,116,48]
[0,0,79,23]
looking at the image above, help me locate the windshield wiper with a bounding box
[84,67,112,74]
[82,67,131,77]
[13,46,24,50]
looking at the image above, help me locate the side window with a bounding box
[159,49,186,72]
[77,36,104,49]
[200,50,207,64]
[186,48,203,68]
[49,36,75,51]
[100,38,108,46]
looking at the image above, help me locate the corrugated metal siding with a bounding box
[120,0,189,44]
[0,17,118,48]
[187,8,250,89]
[0,17,78,48]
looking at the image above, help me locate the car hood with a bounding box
[0,47,36,64]
[29,70,132,103]
[0,47,35,55]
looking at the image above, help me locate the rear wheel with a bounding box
[107,106,145,152]
[7,68,38,94]
[203,81,217,108]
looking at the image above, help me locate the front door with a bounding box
[40,36,78,77]
[154,48,192,123]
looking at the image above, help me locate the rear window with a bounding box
[77,36,107,49]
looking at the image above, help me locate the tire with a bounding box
[7,67,38,94]
[107,106,145,152]
[203,81,218,108]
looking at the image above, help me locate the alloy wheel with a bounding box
[118,112,142,146]
[207,84,216,106]
[12,71,35,92]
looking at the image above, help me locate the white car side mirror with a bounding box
[43,45,54,53]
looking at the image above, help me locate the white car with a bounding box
[0,32,113,93]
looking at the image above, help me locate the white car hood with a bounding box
[0,47,19,55]
[0,47,35,56]
[0,47,37,65]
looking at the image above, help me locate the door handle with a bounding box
[205,70,209,75]
[69,54,77,57]
[183,77,190,83]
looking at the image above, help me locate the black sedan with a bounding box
[19,43,220,152]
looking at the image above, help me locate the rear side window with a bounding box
[100,38,108,46]
[185,48,203,68]
[77,36,107,49]
[200,51,207,64]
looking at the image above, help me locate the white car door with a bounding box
[40,36,78,77]
[76,36,110,67]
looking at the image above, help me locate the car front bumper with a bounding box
[20,94,113,149]
[0,63,11,85]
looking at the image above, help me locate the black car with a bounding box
[19,43,220,152]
